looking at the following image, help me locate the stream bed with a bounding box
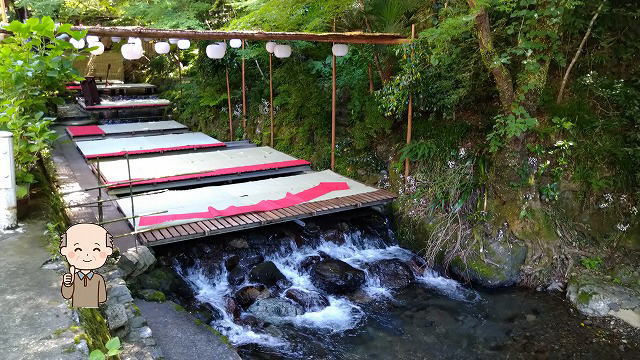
[152,210,639,359]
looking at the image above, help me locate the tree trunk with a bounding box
[467,0,515,112]
[557,2,604,103]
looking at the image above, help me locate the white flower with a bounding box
[447,161,456,169]
[631,207,638,216]
[458,147,466,158]
[616,223,630,232]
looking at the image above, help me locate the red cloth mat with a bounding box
[106,159,311,189]
[66,125,106,137]
[138,181,350,226]
[86,143,226,159]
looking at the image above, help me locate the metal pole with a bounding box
[0,131,17,230]
[96,157,103,223]
[404,24,416,180]
[125,153,138,250]
[241,40,247,139]
[269,52,274,147]
[331,51,336,171]
[226,66,233,141]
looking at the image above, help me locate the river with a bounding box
[153,210,639,359]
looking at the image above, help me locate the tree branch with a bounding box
[556,2,604,104]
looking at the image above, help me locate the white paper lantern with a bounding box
[70,38,85,49]
[265,41,276,53]
[177,39,190,50]
[128,37,142,47]
[206,43,226,59]
[86,35,99,44]
[169,38,179,44]
[121,43,143,60]
[89,42,105,55]
[229,38,242,48]
[332,44,349,57]
[154,41,170,54]
[111,36,122,43]
[274,44,292,58]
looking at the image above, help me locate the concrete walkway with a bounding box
[136,300,241,360]
[0,218,84,360]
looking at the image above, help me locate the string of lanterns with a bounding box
[62,35,349,60]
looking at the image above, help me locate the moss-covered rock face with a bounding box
[566,274,640,328]
[128,266,193,300]
[77,308,111,353]
[450,223,527,288]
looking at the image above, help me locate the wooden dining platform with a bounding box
[135,189,395,246]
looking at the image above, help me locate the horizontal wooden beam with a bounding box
[67,26,410,45]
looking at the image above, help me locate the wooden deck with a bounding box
[135,189,395,246]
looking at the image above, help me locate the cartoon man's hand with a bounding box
[63,265,75,286]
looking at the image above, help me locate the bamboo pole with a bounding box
[269,52,274,147]
[241,40,247,139]
[226,66,233,141]
[404,24,416,180]
[125,153,138,250]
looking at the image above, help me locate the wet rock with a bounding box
[235,284,271,309]
[224,255,240,271]
[130,267,193,299]
[228,237,249,249]
[194,302,223,324]
[276,278,293,290]
[547,280,564,292]
[284,288,330,311]
[248,298,304,324]
[224,295,241,319]
[567,274,640,328]
[237,314,264,328]
[405,254,428,276]
[367,259,415,289]
[227,266,247,286]
[249,261,286,287]
[300,255,322,271]
[311,258,365,294]
[450,223,527,288]
[347,289,375,305]
[239,253,265,269]
[322,229,345,245]
[138,289,166,302]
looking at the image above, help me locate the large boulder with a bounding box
[311,258,365,294]
[366,259,415,289]
[249,261,286,287]
[567,274,640,328]
[129,267,193,299]
[227,266,247,286]
[450,223,527,288]
[284,288,330,311]
[248,298,304,324]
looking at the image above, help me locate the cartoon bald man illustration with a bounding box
[60,223,113,308]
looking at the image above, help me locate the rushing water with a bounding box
[158,211,638,359]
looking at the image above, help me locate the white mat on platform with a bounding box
[95,146,301,184]
[76,132,223,158]
[116,170,376,230]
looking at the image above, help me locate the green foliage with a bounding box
[88,337,121,360]
[487,105,538,152]
[580,256,603,270]
[0,17,84,197]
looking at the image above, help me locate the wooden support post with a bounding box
[404,24,416,180]
[96,157,103,223]
[269,52,274,147]
[241,40,247,139]
[0,0,7,24]
[226,66,233,141]
[331,53,337,171]
[125,152,138,250]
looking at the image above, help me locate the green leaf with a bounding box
[106,349,121,356]
[105,337,121,351]
[89,350,106,360]
[16,184,29,199]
